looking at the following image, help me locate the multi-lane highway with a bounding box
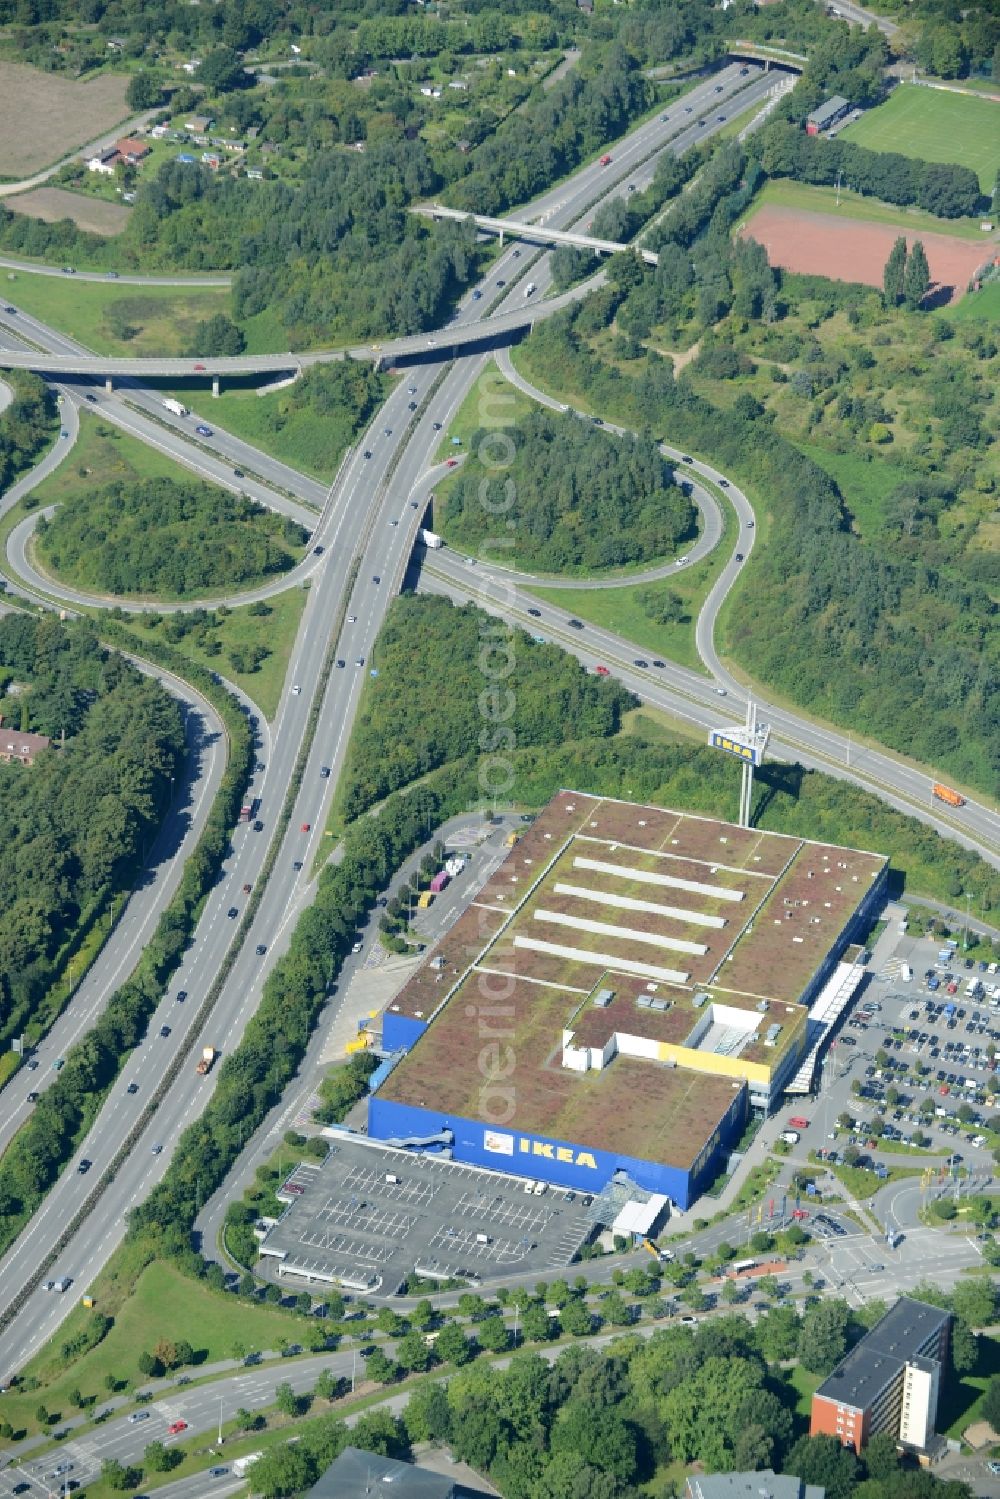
[0,56,996,1390]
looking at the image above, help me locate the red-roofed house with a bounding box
[116,137,151,164]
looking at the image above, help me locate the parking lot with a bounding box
[258,1136,597,1295]
[787,925,999,1176]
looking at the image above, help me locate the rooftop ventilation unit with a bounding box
[764,1023,782,1047]
[693,992,710,1008]
[637,996,653,1009]
[594,988,614,1008]
[651,997,668,1012]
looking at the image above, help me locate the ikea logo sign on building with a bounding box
[484,1129,597,1170]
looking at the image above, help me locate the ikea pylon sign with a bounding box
[708,730,764,768]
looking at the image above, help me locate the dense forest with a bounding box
[518,303,998,799]
[0,373,54,493]
[0,613,185,1042]
[35,478,308,598]
[441,409,696,572]
[339,595,633,821]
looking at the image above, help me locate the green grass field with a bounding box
[947,278,1000,323]
[1,1261,312,1439]
[126,586,307,722]
[751,177,992,241]
[527,545,726,676]
[32,409,203,502]
[433,364,537,462]
[163,371,388,483]
[2,276,238,356]
[794,440,916,537]
[841,85,1000,195]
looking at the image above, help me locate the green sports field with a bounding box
[842,86,999,194]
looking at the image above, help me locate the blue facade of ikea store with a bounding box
[382,1012,429,1052]
[367,1085,747,1209]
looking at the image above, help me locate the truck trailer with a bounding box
[196,1046,217,1075]
[420,528,444,549]
[163,398,188,418]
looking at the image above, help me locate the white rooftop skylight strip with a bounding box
[553,881,726,929]
[513,936,688,985]
[574,855,744,902]
[534,907,707,956]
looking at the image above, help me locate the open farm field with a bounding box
[841,83,1000,194]
[0,62,131,181]
[739,203,992,305]
[8,185,131,236]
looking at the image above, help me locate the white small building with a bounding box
[86,148,118,176]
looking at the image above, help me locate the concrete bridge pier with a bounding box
[212,375,220,397]
[105,376,114,394]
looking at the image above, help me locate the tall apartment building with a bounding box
[810,1297,951,1454]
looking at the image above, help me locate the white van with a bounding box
[781,1130,800,1145]
[900,963,912,982]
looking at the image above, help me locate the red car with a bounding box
[445,458,458,468]
[600,153,612,166]
[787,1116,809,1130]
[939,1084,950,1095]
[594,665,610,676]
[167,1419,187,1435]
[301,822,311,832]
[193,363,206,371]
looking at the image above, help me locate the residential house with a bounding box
[0,721,51,766]
[185,114,214,134]
[116,137,150,165]
[86,148,119,176]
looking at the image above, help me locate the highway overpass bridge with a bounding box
[414,205,660,265]
[0,305,554,388]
